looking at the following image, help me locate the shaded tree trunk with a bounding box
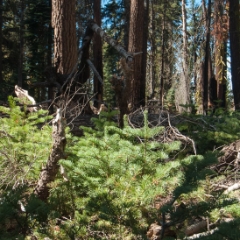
[52,0,77,75]
[93,0,103,108]
[128,0,144,109]
[0,0,2,86]
[18,0,25,87]
[229,0,240,109]
[148,0,156,99]
[202,0,212,114]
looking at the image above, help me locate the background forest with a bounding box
[1,0,240,239]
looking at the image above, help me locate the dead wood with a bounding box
[15,85,37,112]
[34,108,66,201]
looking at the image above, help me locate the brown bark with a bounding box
[213,0,227,109]
[93,0,103,108]
[229,0,240,109]
[34,109,66,201]
[128,0,144,109]
[52,0,77,75]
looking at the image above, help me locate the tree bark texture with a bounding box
[93,0,103,108]
[52,0,77,75]
[229,0,240,109]
[34,109,66,201]
[128,0,144,108]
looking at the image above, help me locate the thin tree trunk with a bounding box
[93,0,103,108]
[140,0,149,107]
[202,0,212,114]
[159,19,165,108]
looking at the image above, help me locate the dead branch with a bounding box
[89,21,133,61]
[224,182,240,194]
[86,59,103,85]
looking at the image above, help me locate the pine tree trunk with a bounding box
[52,0,77,75]
[128,0,144,109]
[229,0,240,109]
[93,0,103,108]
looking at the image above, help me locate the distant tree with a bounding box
[229,0,240,109]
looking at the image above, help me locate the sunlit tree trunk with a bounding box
[229,0,240,109]
[128,0,144,109]
[175,0,190,113]
[52,0,77,75]
[214,0,227,109]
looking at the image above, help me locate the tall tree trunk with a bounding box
[149,0,156,99]
[93,0,103,108]
[175,0,190,113]
[0,0,3,86]
[229,0,240,110]
[18,0,25,87]
[140,0,149,107]
[159,17,165,108]
[128,0,144,109]
[52,0,77,75]
[202,0,212,114]
[213,0,227,109]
